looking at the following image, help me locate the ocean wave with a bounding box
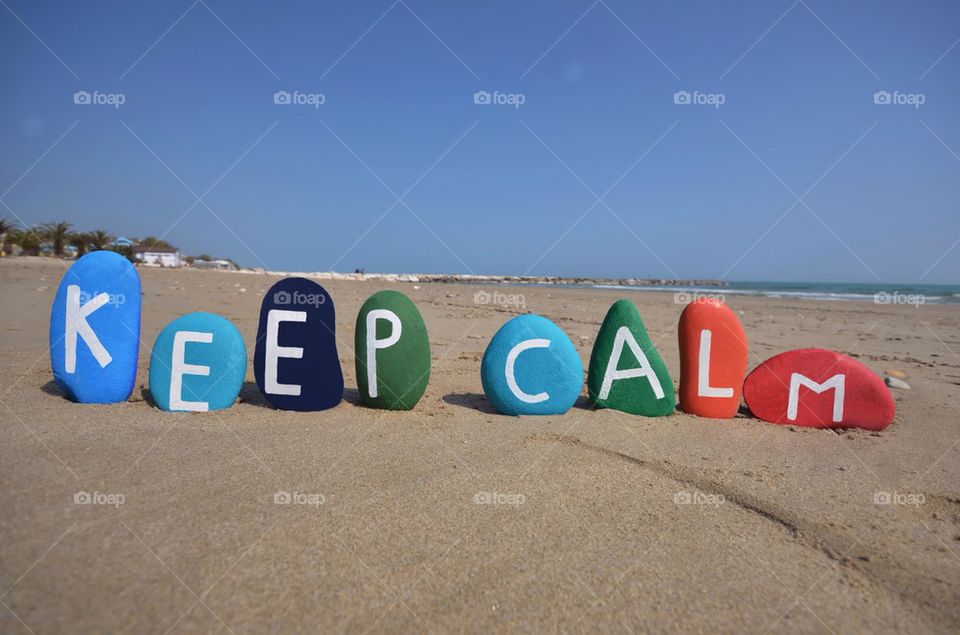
[589,285,960,305]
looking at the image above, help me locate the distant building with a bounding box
[134,245,181,267]
[192,259,238,271]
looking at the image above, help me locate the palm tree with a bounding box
[69,232,90,257]
[139,236,174,250]
[87,230,114,251]
[0,217,17,255]
[115,242,135,262]
[40,221,72,257]
[9,229,42,256]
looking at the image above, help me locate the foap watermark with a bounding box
[474,289,525,308]
[473,491,526,507]
[274,490,325,507]
[673,291,726,305]
[74,491,125,508]
[874,291,925,307]
[673,90,725,108]
[274,290,326,308]
[473,90,526,108]
[78,290,126,308]
[873,490,925,506]
[74,90,126,108]
[873,91,925,108]
[673,490,724,507]
[273,90,326,108]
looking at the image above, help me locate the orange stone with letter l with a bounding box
[678,299,748,418]
[742,348,895,430]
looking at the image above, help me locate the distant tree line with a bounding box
[0,218,233,268]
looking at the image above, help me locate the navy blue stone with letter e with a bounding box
[253,277,343,411]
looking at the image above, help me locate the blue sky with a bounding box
[2,0,958,283]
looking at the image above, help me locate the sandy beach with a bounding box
[1,256,958,633]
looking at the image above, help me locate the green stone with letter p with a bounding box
[355,290,430,410]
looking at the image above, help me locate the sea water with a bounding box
[589,281,960,305]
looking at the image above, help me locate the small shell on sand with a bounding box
[885,376,911,390]
[885,369,907,378]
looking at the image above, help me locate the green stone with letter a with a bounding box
[355,290,431,410]
[587,299,675,416]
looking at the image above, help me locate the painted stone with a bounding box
[481,315,582,415]
[49,250,141,403]
[743,348,895,430]
[253,277,343,411]
[149,312,246,412]
[587,299,675,416]
[678,299,748,419]
[355,290,430,410]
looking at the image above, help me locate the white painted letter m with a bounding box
[787,372,845,423]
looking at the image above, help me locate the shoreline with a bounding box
[212,266,960,305]
[10,255,959,305]
[232,266,729,288]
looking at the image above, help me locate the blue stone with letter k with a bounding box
[49,251,141,403]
